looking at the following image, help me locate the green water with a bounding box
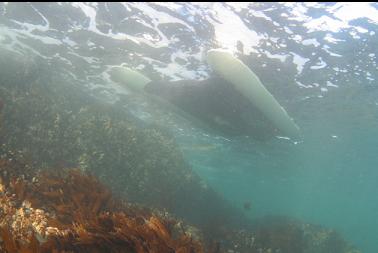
[1,2,377,252]
[179,93,378,252]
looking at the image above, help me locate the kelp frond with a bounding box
[0,154,206,253]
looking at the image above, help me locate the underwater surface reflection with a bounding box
[0,2,377,253]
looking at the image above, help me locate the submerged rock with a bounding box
[0,48,248,236]
[0,49,362,253]
[0,151,207,253]
[0,150,361,253]
[227,216,362,253]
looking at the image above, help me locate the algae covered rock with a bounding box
[0,151,207,253]
[0,49,362,253]
[0,49,248,233]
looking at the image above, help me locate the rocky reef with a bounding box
[0,48,362,253]
[0,149,207,253]
[0,48,248,232]
[0,148,362,253]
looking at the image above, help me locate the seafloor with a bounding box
[0,48,361,253]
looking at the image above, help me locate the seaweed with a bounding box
[0,150,364,253]
[0,154,206,253]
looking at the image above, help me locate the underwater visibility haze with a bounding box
[0,2,377,253]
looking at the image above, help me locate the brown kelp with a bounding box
[0,48,250,233]
[0,152,206,253]
[0,48,363,253]
[0,150,363,253]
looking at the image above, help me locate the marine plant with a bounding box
[0,151,206,253]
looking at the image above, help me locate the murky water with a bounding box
[1,2,377,252]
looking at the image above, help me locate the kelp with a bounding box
[0,152,206,253]
[0,57,252,238]
[0,147,364,253]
